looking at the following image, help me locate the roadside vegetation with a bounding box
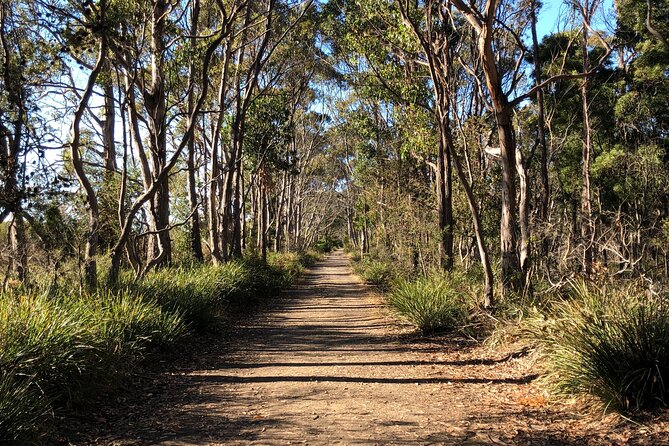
[352,247,669,416]
[0,252,311,443]
[335,0,669,422]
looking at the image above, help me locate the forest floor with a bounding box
[57,250,669,445]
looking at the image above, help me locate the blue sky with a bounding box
[536,0,616,39]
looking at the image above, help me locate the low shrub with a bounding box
[387,274,470,332]
[540,281,669,414]
[77,292,186,361]
[356,259,394,289]
[265,252,303,290]
[297,250,323,267]
[134,255,306,325]
[127,263,251,329]
[0,293,93,397]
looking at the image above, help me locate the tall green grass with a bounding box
[354,258,395,289]
[0,291,184,441]
[388,274,470,332]
[0,252,306,442]
[0,372,49,444]
[540,281,669,414]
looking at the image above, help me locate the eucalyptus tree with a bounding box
[107,0,237,283]
[204,0,314,262]
[573,0,601,275]
[324,0,461,272]
[447,0,531,294]
[0,0,62,282]
[0,0,29,281]
[397,0,495,306]
[244,92,293,260]
[66,0,112,289]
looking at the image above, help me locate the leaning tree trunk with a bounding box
[69,31,108,289]
[452,146,495,307]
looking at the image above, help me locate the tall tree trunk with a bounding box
[451,0,523,296]
[102,81,116,172]
[274,170,287,252]
[580,0,594,275]
[493,101,521,293]
[209,41,233,264]
[146,0,171,266]
[452,148,494,307]
[436,115,454,271]
[397,0,454,272]
[530,0,550,229]
[1,1,28,283]
[187,0,204,262]
[9,214,27,282]
[108,8,226,283]
[69,27,108,289]
[233,157,244,257]
[261,170,269,261]
[516,145,530,278]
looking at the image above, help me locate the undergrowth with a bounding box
[388,274,471,332]
[0,252,305,443]
[537,281,669,414]
[354,258,395,289]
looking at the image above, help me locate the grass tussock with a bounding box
[354,258,395,289]
[0,252,305,442]
[0,291,183,441]
[388,274,470,332]
[0,371,49,444]
[538,281,669,414]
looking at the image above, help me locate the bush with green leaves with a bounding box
[130,254,305,329]
[387,274,470,332]
[313,236,342,253]
[130,264,248,328]
[296,250,323,267]
[540,281,669,414]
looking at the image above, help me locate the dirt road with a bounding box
[67,251,668,445]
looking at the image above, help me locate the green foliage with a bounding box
[267,252,306,284]
[0,290,183,442]
[129,264,248,329]
[387,274,470,333]
[313,235,341,253]
[122,255,303,330]
[297,250,324,267]
[244,92,294,171]
[0,254,307,442]
[0,291,184,390]
[355,258,395,289]
[0,372,49,444]
[539,282,669,414]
